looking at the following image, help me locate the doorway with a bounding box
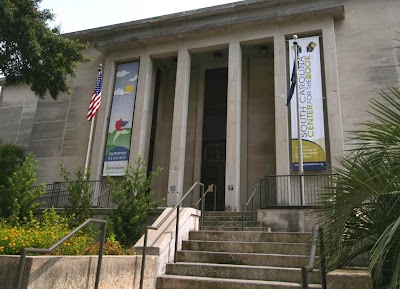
[201,67,228,211]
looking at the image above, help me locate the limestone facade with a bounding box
[1,0,399,211]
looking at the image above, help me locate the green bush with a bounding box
[0,209,131,255]
[0,140,26,191]
[83,234,136,255]
[0,140,27,219]
[60,165,93,227]
[0,209,93,255]
[109,156,161,247]
[319,87,400,289]
[1,153,45,222]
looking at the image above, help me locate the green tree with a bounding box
[3,153,45,222]
[0,140,26,189]
[319,87,400,289]
[109,157,161,247]
[60,165,93,227]
[0,0,88,99]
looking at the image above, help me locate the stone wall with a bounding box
[0,255,157,289]
[335,0,400,145]
[257,208,318,232]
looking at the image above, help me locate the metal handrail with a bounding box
[241,180,261,231]
[319,227,327,289]
[139,182,205,289]
[263,174,337,208]
[301,224,326,289]
[192,184,217,213]
[15,218,107,289]
[37,180,111,209]
[91,186,113,208]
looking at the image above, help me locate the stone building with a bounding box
[0,0,399,211]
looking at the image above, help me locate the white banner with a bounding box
[288,36,326,170]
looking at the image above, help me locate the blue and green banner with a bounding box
[288,36,326,171]
[103,62,139,176]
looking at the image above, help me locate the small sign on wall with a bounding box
[228,185,234,191]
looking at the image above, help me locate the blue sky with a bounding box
[40,0,241,33]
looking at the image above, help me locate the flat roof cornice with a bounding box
[65,0,344,51]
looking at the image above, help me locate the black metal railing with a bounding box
[192,184,217,212]
[241,181,261,231]
[91,185,114,208]
[35,181,114,209]
[262,174,336,207]
[15,218,107,289]
[301,225,327,289]
[139,182,216,289]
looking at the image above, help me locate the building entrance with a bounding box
[201,67,228,211]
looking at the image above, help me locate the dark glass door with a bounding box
[201,67,228,211]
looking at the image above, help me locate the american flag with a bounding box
[87,69,103,121]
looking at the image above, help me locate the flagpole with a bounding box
[84,115,96,173]
[293,35,305,205]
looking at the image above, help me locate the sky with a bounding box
[40,0,242,34]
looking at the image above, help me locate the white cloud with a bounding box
[114,88,128,96]
[129,75,138,82]
[116,70,129,78]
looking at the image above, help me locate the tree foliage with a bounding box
[109,157,161,247]
[60,165,93,227]
[0,0,88,99]
[319,87,400,289]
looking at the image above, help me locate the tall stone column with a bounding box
[274,34,290,175]
[274,34,291,205]
[225,42,242,211]
[323,25,344,169]
[130,54,155,168]
[167,49,191,206]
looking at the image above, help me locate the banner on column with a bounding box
[288,36,326,170]
[103,61,139,176]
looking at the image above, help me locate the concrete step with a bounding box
[165,262,322,284]
[156,275,322,289]
[203,215,257,222]
[203,220,263,227]
[202,226,269,231]
[176,250,317,268]
[189,231,312,243]
[182,240,310,255]
[204,211,256,217]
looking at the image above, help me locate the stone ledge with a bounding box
[63,0,344,51]
[327,268,373,289]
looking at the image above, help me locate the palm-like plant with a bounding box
[319,87,400,289]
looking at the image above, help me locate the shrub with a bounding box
[0,140,27,218]
[1,153,45,222]
[0,209,131,256]
[60,165,93,227]
[319,87,400,289]
[0,140,26,190]
[83,234,136,255]
[109,156,161,247]
[0,209,95,255]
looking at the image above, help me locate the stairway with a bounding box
[202,211,270,231]
[156,212,322,289]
